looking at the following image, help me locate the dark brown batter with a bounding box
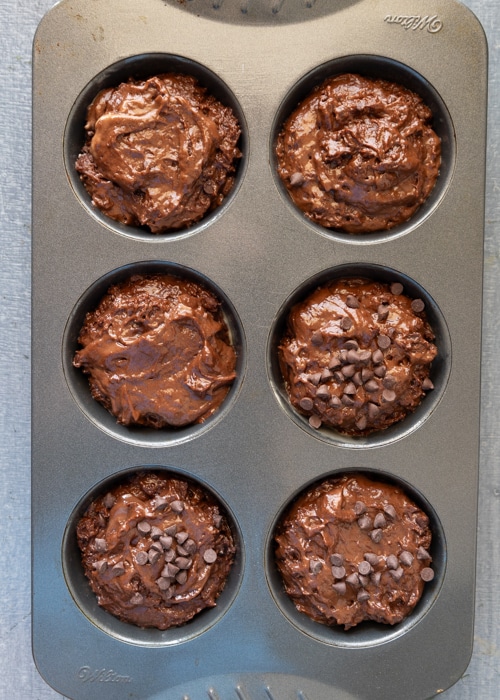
[75,73,242,233]
[276,73,441,233]
[77,472,236,629]
[274,474,434,630]
[73,274,237,428]
[278,278,437,435]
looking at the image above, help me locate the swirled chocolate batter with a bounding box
[278,278,437,435]
[275,474,434,630]
[75,73,241,232]
[77,472,236,629]
[73,274,237,428]
[276,73,441,233]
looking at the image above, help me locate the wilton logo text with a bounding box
[384,15,443,33]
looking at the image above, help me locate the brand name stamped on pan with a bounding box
[78,666,132,683]
[384,14,443,33]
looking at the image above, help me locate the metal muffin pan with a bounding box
[32,0,487,698]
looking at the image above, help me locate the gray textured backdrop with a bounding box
[0,0,498,698]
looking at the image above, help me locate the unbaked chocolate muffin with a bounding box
[276,73,441,233]
[274,473,435,630]
[76,472,236,629]
[73,273,237,429]
[278,278,437,435]
[75,73,241,232]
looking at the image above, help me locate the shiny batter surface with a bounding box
[77,472,236,629]
[274,474,434,630]
[75,73,241,232]
[278,278,437,435]
[73,274,237,428]
[276,73,441,233]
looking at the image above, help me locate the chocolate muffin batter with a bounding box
[77,472,236,629]
[73,274,237,428]
[278,278,437,435]
[276,73,441,233]
[75,73,241,232]
[274,474,434,630]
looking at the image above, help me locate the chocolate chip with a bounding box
[149,541,163,553]
[130,593,144,605]
[346,573,360,588]
[358,349,372,364]
[150,526,163,540]
[422,378,434,391]
[320,368,333,382]
[164,549,176,563]
[134,551,148,565]
[341,394,355,406]
[311,330,324,346]
[390,282,404,295]
[346,349,360,364]
[93,560,108,574]
[203,549,218,564]
[332,581,347,595]
[345,295,360,309]
[341,364,356,379]
[386,554,399,570]
[329,396,342,408]
[364,379,379,393]
[110,563,125,577]
[333,370,344,384]
[372,349,384,364]
[343,381,357,395]
[383,504,397,520]
[152,495,169,511]
[389,566,404,582]
[309,559,323,575]
[399,551,414,567]
[331,565,346,579]
[354,501,366,515]
[159,535,173,550]
[371,571,382,586]
[329,356,342,370]
[358,514,372,530]
[184,539,197,555]
[162,562,180,578]
[377,334,391,349]
[341,316,352,330]
[309,415,322,429]
[309,372,322,386]
[374,364,387,378]
[359,575,370,587]
[420,567,435,582]
[382,389,396,403]
[137,520,151,535]
[361,368,374,382]
[176,570,188,585]
[370,528,383,543]
[344,339,359,350]
[176,545,189,556]
[175,531,189,545]
[377,304,389,322]
[315,385,330,400]
[373,513,387,529]
[355,415,367,431]
[94,538,107,552]
[358,561,372,576]
[367,403,380,421]
[290,172,305,186]
[299,397,314,411]
[330,553,343,567]
[170,500,185,513]
[364,552,380,566]
[175,556,192,569]
[382,375,396,389]
[417,547,431,561]
[411,298,425,313]
[213,514,222,529]
[156,576,171,591]
[164,524,177,536]
[357,589,370,602]
[148,549,161,565]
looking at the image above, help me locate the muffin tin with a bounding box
[32,0,487,698]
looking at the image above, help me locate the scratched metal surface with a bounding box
[0,0,498,698]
